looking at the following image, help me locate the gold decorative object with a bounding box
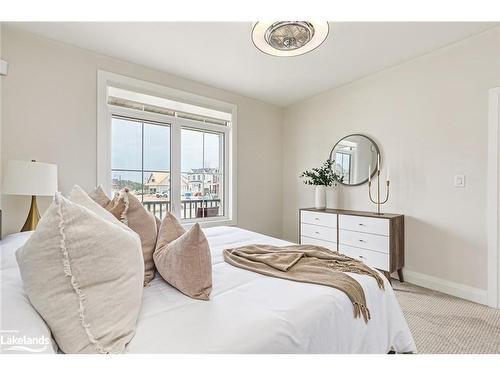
[21,195,41,232]
[368,155,390,215]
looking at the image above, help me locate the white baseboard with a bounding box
[401,270,488,305]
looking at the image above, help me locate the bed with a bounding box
[1,226,416,354]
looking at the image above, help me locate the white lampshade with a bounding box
[2,160,58,196]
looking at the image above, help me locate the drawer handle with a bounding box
[358,239,366,243]
[358,223,366,226]
[314,218,320,221]
[359,255,365,259]
[315,231,321,234]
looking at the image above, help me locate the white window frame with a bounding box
[97,71,237,227]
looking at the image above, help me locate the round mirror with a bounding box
[329,134,380,186]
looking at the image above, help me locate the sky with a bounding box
[111,118,221,183]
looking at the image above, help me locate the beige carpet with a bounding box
[392,280,500,354]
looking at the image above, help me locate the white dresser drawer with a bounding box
[339,229,389,254]
[339,214,389,236]
[300,223,337,243]
[300,236,337,251]
[339,244,390,271]
[301,211,337,228]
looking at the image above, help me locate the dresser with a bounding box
[299,208,404,282]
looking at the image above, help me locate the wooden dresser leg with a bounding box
[383,271,392,285]
[397,269,404,283]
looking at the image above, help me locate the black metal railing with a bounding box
[142,199,221,220]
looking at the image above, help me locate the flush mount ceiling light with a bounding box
[252,21,329,57]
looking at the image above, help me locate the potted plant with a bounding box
[300,159,344,209]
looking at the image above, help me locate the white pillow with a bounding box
[15,193,144,354]
[1,232,58,354]
[1,231,33,271]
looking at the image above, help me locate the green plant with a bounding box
[300,159,344,186]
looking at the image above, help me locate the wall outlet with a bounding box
[454,174,465,187]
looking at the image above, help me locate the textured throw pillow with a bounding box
[88,185,128,221]
[108,189,158,285]
[155,215,162,234]
[15,193,144,354]
[88,184,111,207]
[156,211,186,247]
[153,220,212,300]
[69,185,122,226]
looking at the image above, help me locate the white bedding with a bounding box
[1,226,416,354]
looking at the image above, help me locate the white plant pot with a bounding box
[326,184,339,209]
[314,185,326,210]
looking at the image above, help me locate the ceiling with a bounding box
[9,22,498,106]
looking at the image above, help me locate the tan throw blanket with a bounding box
[223,244,385,323]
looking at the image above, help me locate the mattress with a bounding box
[0,226,416,354]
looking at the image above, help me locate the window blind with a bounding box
[107,87,230,126]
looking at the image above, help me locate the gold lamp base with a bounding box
[21,195,41,232]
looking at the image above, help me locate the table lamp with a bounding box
[2,160,58,231]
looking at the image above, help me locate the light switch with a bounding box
[454,175,465,187]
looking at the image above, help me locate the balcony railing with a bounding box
[142,199,221,220]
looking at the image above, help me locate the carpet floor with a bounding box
[392,280,500,354]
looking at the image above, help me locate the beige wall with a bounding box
[0,26,283,238]
[283,27,500,292]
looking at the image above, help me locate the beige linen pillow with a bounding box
[88,185,111,207]
[154,221,212,300]
[69,185,126,228]
[155,215,162,234]
[88,185,128,221]
[156,211,186,247]
[15,193,144,354]
[109,189,158,285]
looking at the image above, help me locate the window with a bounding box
[111,117,171,217]
[181,128,224,219]
[98,71,236,226]
[335,152,351,184]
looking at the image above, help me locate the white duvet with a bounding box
[1,226,416,354]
